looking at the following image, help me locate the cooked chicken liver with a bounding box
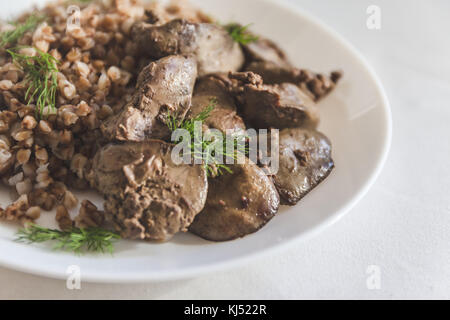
[101,55,197,141]
[132,19,245,76]
[189,74,246,133]
[189,161,280,242]
[230,72,320,130]
[243,37,292,68]
[90,141,208,242]
[247,61,342,101]
[272,128,334,205]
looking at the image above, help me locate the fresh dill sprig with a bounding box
[15,224,121,255]
[225,23,259,45]
[7,47,59,119]
[167,98,248,177]
[167,99,216,133]
[0,15,46,48]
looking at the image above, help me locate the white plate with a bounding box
[0,0,391,283]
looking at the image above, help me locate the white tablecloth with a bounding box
[1,0,449,299]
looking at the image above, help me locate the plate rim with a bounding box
[0,0,392,283]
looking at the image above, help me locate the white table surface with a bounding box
[1,0,449,300]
